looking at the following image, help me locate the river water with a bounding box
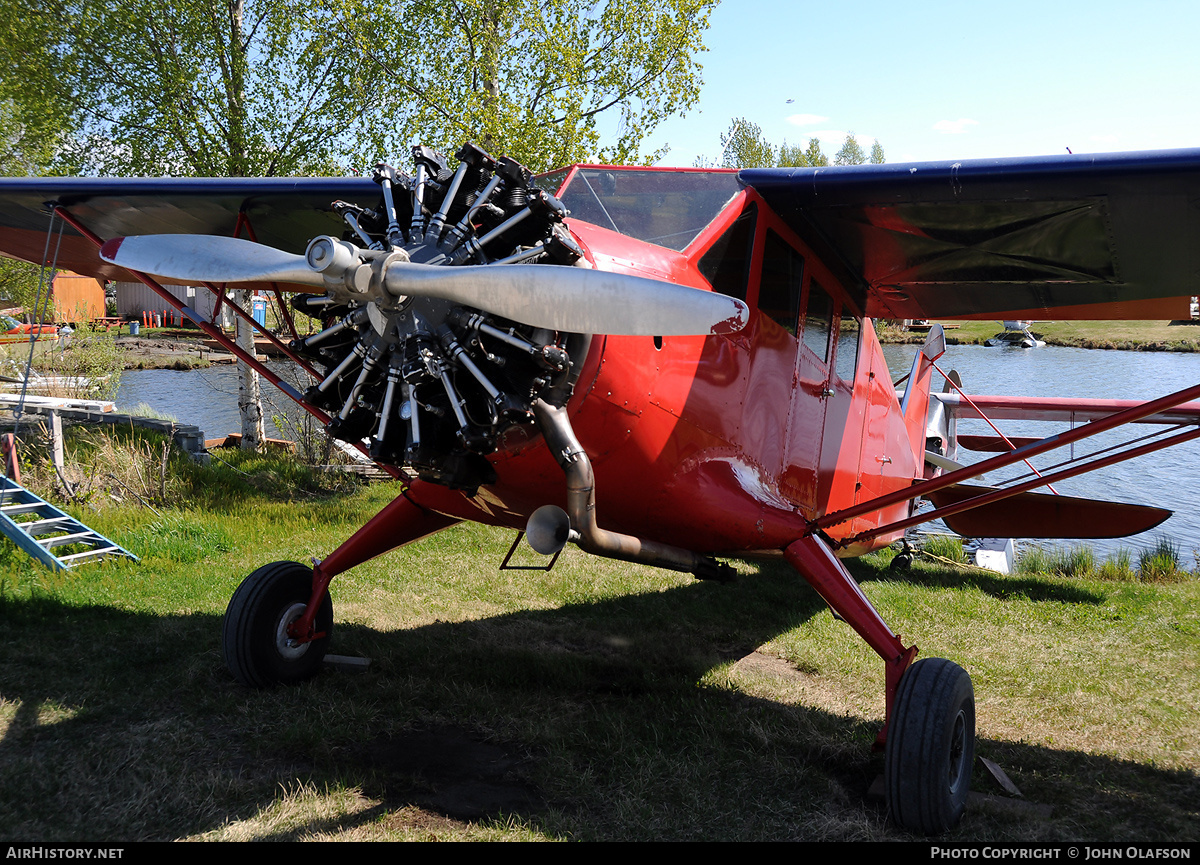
[116,364,306,442]
[114,345,1200,561]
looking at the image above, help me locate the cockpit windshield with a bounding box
[551,168,740,252]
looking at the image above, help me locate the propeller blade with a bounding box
[98,235,325,287]
[380,260,749,336]
[99,233,751,336]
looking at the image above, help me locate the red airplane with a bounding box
[0,145,1198,834]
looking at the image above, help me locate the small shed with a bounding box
[50,272,106,322]
[111,281,236,328]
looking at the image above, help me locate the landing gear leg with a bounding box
[223,483,458,687]
[783,534,974,834]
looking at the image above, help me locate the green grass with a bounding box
[1019,539,1193,583]
[0,450,1196,841]
[920,534,968,564]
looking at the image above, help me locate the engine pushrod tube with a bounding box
[445,175,503,251]
[303,308,367,349]
[373,364,402,446]
[316,342,365,394]
[427,161,470,241]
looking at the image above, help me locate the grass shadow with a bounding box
[0,575,1194,841]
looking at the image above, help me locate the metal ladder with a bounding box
[0,475,138,570]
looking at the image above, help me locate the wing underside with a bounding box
[0,176,380,284]
[740,149,1200,320]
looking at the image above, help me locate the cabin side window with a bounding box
[697,203,757,302]
[757,229,804,332]
[835,312,861,382]
[803,281,833,362]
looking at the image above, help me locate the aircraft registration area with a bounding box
[1,145,1199,834]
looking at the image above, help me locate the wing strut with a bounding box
[813,379,1200,538]
[931,359,1058,495]
[50,206,401,479]
[829,424,1200,547]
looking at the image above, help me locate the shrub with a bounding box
[1138,537,1188,582]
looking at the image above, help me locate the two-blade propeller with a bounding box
[98,234,750,337]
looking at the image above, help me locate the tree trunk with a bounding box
[480,4,501,153]
[233,289,264,451]
[227,0,261,450]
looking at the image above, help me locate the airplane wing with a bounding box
[2,148,1198,318]
[0,176,379,283]
[740,149,1200,321]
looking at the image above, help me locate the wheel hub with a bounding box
[948,708,967,790]
[275,602,311,660]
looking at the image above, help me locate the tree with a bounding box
[834,132,867,166]
[347,0,716,172]
[778,137,828,168]
[0,98,71,315]
[777,140,805,167]
[803,137,830,167]
[717,118,776,169]
[2,0,715,446]
[713,119,867,170]
[0,0,403,179]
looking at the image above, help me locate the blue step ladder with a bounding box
[0,476,138,570]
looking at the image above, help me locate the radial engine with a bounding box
[290,144,590,494]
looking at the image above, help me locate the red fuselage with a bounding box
[408,170,921,557]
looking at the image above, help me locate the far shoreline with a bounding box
[875,318,1200,352]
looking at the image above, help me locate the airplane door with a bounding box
[782,277,834,514]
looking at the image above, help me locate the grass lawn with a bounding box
[0,448,1196,841]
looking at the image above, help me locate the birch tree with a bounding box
[1,0,716,444]
[340,0,716,171]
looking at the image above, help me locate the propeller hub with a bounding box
[305,236,358,274]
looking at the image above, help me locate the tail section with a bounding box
[900,324,945,468]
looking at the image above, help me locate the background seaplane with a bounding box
[0,145,1198,834]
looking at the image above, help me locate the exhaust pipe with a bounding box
[531,399,733,582]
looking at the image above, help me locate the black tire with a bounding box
[884,657,975,834]
[222,561,333,688]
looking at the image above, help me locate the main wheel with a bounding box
[222,561,333,688]
[884,657,975,834]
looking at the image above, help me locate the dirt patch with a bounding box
[116,334,225,369]
[349,726,545,821]
[732,650,808,679]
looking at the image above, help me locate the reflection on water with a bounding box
[115,345,1200,560]
[882,342,1200,559]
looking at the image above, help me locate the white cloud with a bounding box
[785,113,829,127]
[933,119,980,134]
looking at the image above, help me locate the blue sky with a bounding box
[638,0,1200,166]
